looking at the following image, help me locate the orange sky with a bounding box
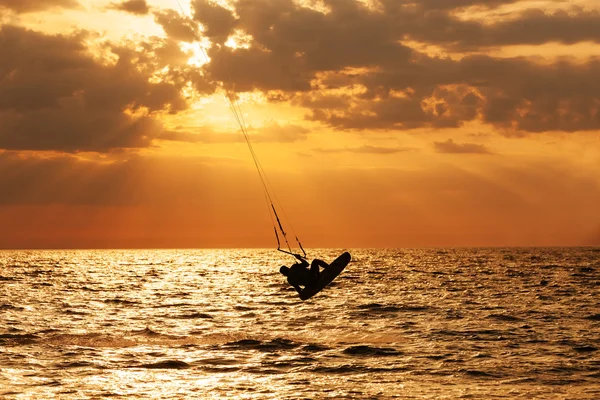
[1,0,600,249]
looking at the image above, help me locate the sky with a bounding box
[1,0,600,249]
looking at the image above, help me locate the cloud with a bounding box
[4,0,600,145]
[379,0,519,11]
[0,151,247,206]
[433,139,493,154]
[0,0,78,13]
[154,9,200,42]
[0,109,160,152]
[173,0,600,133]
[298,54,600,132]
[251,122,310,143]
[109,0,150,15]
[158,127,242,144]
[313,145,414,154]
[0,25,212,153]
[193,0,412,93]
[192,0,237,43]
[158,122,309,143]
[395,8,600,51]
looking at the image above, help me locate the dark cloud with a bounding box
[378,0,519,11]
[462,55,600,132]
[299,71,485,130]
[433,139,493,154]
[192,0,237,43]
[109,0,149,15]
[0,152,131,206]
[171,0,600,133]
[202,45,314,93]
[0,0,78,13]
[0,108,160,152]
[295,53,600,132]
[0,25,214,152]
[154,9,200,42]
[196,0,411,93]
[397,8,600,51]
[3,0,599,142]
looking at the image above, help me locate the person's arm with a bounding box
[294,255,309,268]
[292,284,303,295]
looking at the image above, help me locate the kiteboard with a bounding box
[299,252,351,300]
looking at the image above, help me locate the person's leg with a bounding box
[311,259,330,270]
[309,262,321,284]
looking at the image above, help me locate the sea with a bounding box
[1,248,599,399]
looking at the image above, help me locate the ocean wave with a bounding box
[171,312,213,319]
[137,360,190,369]
[103,298,139,305]
[342,345,401,356]
[0,391,21,397]
[197,357,239,366]
[129,327,188,341]
[356,302,430,313]
[301,344,329,352]
[311,364,408,374]
[222,338,299,351]
[0,333,39,345]
[460,369,502,378]
[357,302,400,312]
[152,302,195,308]
[81,285,102,292]
[24,269,53,276]
[198,365,241,373]
[63,309,88,315]
[0,304,24,310]
[572,345,598,353]
[431,329,512,341]
[47,333,136,348]
[32,379,62,387]
[40,328,212,348]
[485,313,522,322]
[53,361,95,368]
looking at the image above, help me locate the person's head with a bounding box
[279,266,289,276]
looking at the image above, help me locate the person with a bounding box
[279,254,329,295]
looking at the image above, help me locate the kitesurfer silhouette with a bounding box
[280,254,329,295]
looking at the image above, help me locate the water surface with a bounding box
[1,248,599,398]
